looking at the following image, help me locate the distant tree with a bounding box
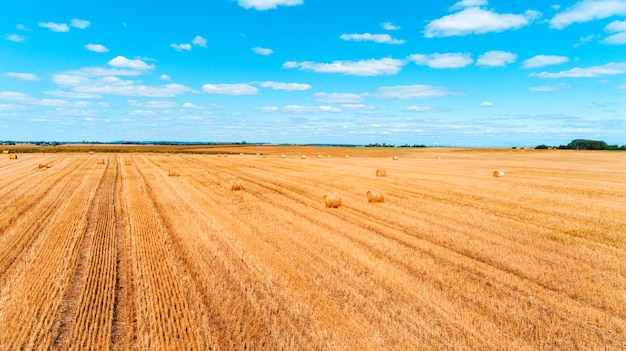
[535,144,549,149]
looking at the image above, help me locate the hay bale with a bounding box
[392,156,399,160]
[240,153,244,156]
[366,190,385,203]
[323,194,342,208]
[9,154,17,160]
[281,154,286,158]
[376,169,387,177]
[437,156,442,160]
[89,151,94,155]
[229,179,244,191]
[344,154,349,158]
[317,154,322,158]
[124,160,132,166]
[168,169,180,176]
[493,170,505,177]
[2,150,8,154]
[301,155,307,159]
[38,163,49,169]
[96,159,105,164]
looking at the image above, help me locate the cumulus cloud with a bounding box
[238,0,303,10]
[550,0,626,29]
[171,43,192,52]
[532,62,626,78]
[256,81,312,90]
[480,101,493,107]
[450,0,488,10]
[71,19,90,29]
[313,92,363,103]
[202,83,258,95]
[424,7,540,37]
[283,58,406,76]
[85,44,109,53]
[108,56,155,70]
[381,22,400,30]
[340,33,405,44]
[603,20,626,44]
[160,74,171,81]
[282,105,342,114]
[5,34,26,42]
[371,84,459,99]
[256,106,279,112]
[409,53,473,68]
[39,22,70,32]
[476,50,517,67]
[4,72,39,81]
[252,46,274,55]
[522,55,569,68]
[192,35,207,47]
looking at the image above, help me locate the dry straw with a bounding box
[168,169,180,176]
[366,190,385,203]
[376,169,387,177]
[493,170,505,177]
[229,179,244,191]
[124,160,132,166]
[96,159,105,164]
[323,194,342,208]
[38,163,49,169]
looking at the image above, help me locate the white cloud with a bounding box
[407,105,437,112]
[71,19,90,29]
[4,72,39,81]
[603,20,626,44]
[85,44,109,53]
[532,62,626,78]
[256,106,279,112]
[341,104,375,110]
[108,56,155,70]
[160,74,171,81]
[381,22,400,30]
[182,102,220,109]
[283,105,342,114]
[450,0,488,11]
[237,0,303,10]
[252,46,274,55]
[619,84,626,89]
[340,33,405,44]
[16,24,27,31]
[0,91,35,102]
[257,81,311,91]
[574,34,598,47]
[476,50,517,67]
[529,83,568,92]
[39,22,70,32]
[44,90,101,99]
[480,101,493,107]
[522,55,569,68]
[171,43,192,52]
[283,58,406,76]
[202,83,258,95]
[73,82,195,97]
[5,34,26,42]
[313,92,363,103]
[192,35,207,47]
[550,0,626,29]
[371,84,459,99]
[128,100,179,109]
[424,7,539,37]
[409,53,473,69]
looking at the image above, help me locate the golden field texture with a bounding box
[0,148,625,350]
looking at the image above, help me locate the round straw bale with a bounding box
[38,163,49,169]
[323,194,342,208]
[301,155,307,159]
[392,156,399,160]
[168,169,180,176]
[2,150,8,154]
[437,156,442,159]
[344,154,349,158]
[96,159,105,164]
[493,170,505,177]
[240,153,244,156]
[229,179,244,191]
[366,190,385,203]
[9,154,18,160]
[376,169,387,177]
[317,154,322,158]
[281,154,286,158]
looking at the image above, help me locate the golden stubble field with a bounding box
[0,147,625,350]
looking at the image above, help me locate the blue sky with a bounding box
[1,0,626,146]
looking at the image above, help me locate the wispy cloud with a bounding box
[4,72,39,81]
[381,22,400,30]
[252,46,274,55]
[529,83,569,92]
[480,101,493,107]
[532,62,626,78]
[550,0,626,29]
[202,83,258,95]
[160,74,171,81]
[39,22,70,32]
[128,100,179,109]
[449,0,488,11]
[603,20,626,44]
[522,55,569,68]
[424,7,540,37]
[340,33,405,44]
[283,58,405,76]
[256,106,279,112]
[409,53,473,69]
[313,92,363,103]
[85,44,109,53]
[256,81,311,91]
[71,19,90,29]
[108,56,155,70]
[192,35,207,47]
[282,105,342,114]
[5,34,27,42]
[406,105,437,112]
[237,0,303,10]
[370,84,460,99]
[171,43,192,52]
[476,50,517,67]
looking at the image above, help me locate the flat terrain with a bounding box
[0,147,625,350]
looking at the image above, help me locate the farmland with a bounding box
[0,147,625,350]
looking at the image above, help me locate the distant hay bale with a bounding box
[493,170,505,177]
[437,156,442,160]
[344,155,349,158]
[96,159,105,164]
[38,163,49,169]
[281,154,286,158]
[2,150,8,154]
[392,156,399,160]
[168,169,180,176]
[366,190,385,203]
[124,160,132,166]
[229,179,244,191]
[240,153,244,156]
[376,169,387,177]
[317,154,322,158]
[323,194,342,208]
[89,151,94,155]
[9,154,17,160]
[328,154,331,157]
[301,155,307,159]
[165,153,170,156]
[256,153,261,156]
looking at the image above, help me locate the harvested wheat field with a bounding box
[0,148,625,350]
